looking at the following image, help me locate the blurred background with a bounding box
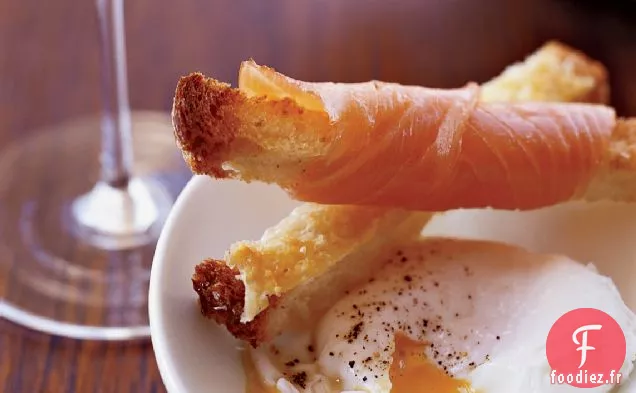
[1,0,635,392]
[1,0,635,141]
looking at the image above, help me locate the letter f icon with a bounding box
[573,324,603,368]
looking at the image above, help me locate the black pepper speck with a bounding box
[291,371,307,389]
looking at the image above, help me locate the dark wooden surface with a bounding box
[1,0,635,392]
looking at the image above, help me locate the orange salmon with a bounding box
[173,61,629,211]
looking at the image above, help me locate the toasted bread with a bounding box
[193,206,429,346]
[187,41,612,346]
[173,42,618,192]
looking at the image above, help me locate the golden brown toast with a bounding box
[172,45,635,206]
[186,41,613,347]
[172,42,618,188]
[193,206,429,346]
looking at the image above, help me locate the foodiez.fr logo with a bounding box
[546,308,626,388]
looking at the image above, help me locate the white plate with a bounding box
[149,176,301,393]
[150,175,636,392]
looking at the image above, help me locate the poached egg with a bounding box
[245,238,636,393]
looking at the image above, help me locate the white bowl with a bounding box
[149,176,301,393]
[150,175,636,392]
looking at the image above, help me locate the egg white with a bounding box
[250,238,636,393]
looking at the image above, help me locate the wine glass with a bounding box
[0,0,189,340]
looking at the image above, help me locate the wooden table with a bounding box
[1,0,635,392]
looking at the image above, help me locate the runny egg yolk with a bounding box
[390,333,472,393]
[244,334,473,393]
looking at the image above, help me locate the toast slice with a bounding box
[173,42,636,206]
[187,41,612,347]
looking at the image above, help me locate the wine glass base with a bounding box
[72,178,173,251]
[0,112,191,340]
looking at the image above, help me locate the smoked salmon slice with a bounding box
[186,41,614,341]
[173,61,630,211]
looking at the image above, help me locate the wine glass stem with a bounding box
[96,0,133,188]
[68,0,172,248]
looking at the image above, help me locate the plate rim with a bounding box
[149,175,208,393]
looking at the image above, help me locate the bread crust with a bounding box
[184,41,615,347]
[172,42,633,205]
[173,73,328,185]
[172,76,243,178]
[192,259,264,346]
